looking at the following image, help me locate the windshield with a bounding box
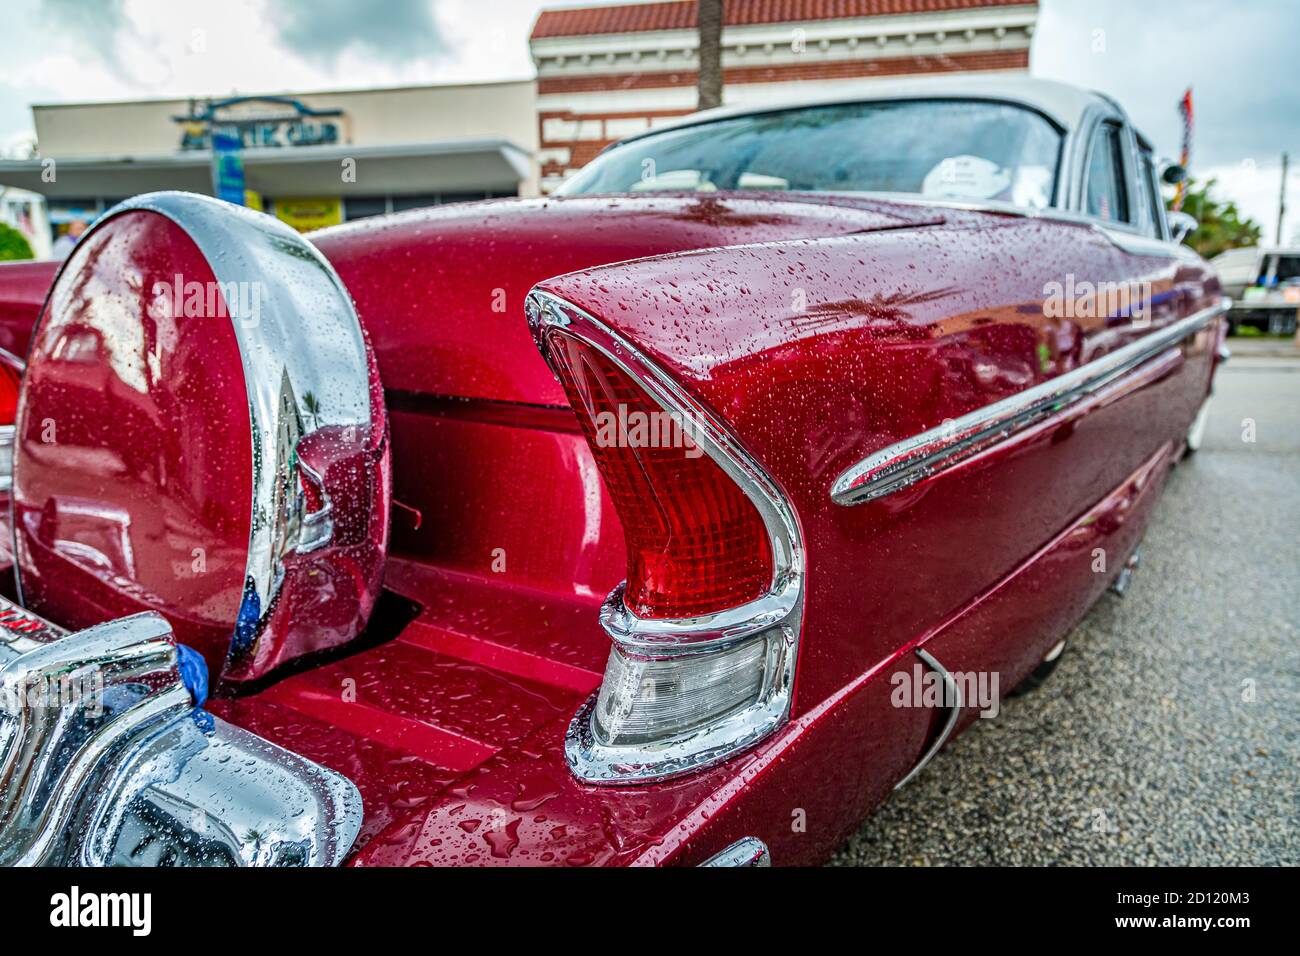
[558,98,1063,209]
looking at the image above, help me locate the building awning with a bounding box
[0,139,532,199]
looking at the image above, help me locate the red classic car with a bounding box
[0,77,1225,867]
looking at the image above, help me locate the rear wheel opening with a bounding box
[1010,638,1066,696]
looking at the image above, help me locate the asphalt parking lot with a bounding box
[832,341,1300,866]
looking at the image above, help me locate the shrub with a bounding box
[0,222,35,261]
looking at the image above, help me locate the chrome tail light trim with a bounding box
[527,289,805,785]
[831,299,1229,506]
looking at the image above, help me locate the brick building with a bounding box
[530,0,1038,192]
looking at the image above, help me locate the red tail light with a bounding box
[546,331,772,619]
[0,361,21,425]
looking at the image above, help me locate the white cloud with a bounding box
[1199,160,1300,246]
[0,0,547,157]
[2,0,1295,237]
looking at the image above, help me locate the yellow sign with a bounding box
[273,197,341,232]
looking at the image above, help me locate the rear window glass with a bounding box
[559,99,1062,209]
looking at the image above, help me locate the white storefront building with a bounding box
[0,80,539,242]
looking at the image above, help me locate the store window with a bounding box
[47,198,101,236]
[342,190,522,222]
[390,194,443,213]
[344,197,388,221]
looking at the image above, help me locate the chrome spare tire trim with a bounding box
[70,192,389,680]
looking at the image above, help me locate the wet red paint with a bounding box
[309,193,945,407]
[11,211,254,677]
[0,191,1221,865]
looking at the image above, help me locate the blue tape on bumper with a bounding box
[175,642,210,710]
[176,644,216,734]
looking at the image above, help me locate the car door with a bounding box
[898,113,1221,749]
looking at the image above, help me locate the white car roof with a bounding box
[617,74,1123,144]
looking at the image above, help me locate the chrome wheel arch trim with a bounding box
[0,595,362,866]
[526,289,805,784]
[701,836,771,867]
[893,648,962,791]
[27,190,385,675]
[831,299,1229,506]
[1185,396,1212,454]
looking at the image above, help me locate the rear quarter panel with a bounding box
[533,214,1220,712]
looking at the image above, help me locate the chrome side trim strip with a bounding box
[893,649,962,791]
[831,300,1228,506]
[701,836,771,867]
[0,425,14,494]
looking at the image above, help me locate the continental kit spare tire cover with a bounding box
[11,191,390,685]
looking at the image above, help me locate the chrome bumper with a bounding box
[0,597,362,866]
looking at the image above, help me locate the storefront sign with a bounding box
[211,132,246,205]
[176,96,345,151]
[273,197,342,232]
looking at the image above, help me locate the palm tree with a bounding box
[244,829,266,863]
[302,390,322,430]
[697,0,723,111]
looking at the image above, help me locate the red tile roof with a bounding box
[532,1,1034,39]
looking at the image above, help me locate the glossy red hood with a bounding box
[311,194,945,406]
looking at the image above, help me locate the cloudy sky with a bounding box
[2,0,1296,238]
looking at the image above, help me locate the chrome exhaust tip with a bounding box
[1109,547,1142,598]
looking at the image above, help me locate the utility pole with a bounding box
[1278,151,1289,245]
[697,0,723,111]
